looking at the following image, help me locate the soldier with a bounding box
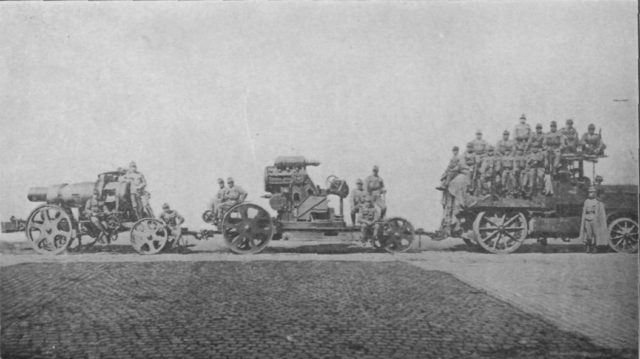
[543,121,566,175]
[461,143,477,194]
[514,114,532,151]
[436,146,460,191]
[219,177,248,215]
[121,161,148,218]
[495,130,516,156]
[468,130,489,156]
[365,165,387,219]
[500,151,517,197]
[513,149,527,197]
[350,179,368,226]
[522,146,545,198]
[213,178,227,222]
[526,123,545,152]
[594,175,605,199]
[159,203,185,246]
[358,197,381,247]
[84,189,109,237]
[560,119,580,153]
[581,124,606,156]
[579,186,608,253]
[479,145,498,196]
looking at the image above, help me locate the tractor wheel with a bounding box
[607,217,638,253]
[130,218,168,255]
[25,205,73,255]
[380,217,414,253]
[221,203,274,254]
[473,211,528,254]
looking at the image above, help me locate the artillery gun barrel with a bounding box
[27,182,97,207]
[274,156,320,169]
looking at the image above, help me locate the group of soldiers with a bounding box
[349,165,388,245]
[438,115,607,199]
[211,177,248,224]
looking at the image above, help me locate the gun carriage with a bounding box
[450,154,638,254]
[25,170,212,255]
[203,156,415,254]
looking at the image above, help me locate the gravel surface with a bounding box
[2,261,636,359]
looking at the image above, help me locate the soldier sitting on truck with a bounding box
[495,130,516,156]
[468,130,489,155]
[543,121,566,176]
[581,124,606,156]
[479,145,499,196]
[159,203,186,247]
[560,119,580,154]
[526,123,545,152]
[84,189,110,240]
[461,143,477,194]
[350,179,368,226]
[358,197,381,247]
[436,146,460,191]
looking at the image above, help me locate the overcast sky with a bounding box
[0,1,637,230]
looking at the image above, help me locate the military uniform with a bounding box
[579,192,608,253]
[365,174,386,214]
[500,155,516,196]
[214,185,228,220]
[122,169,148,218]
[581,131,606,156]
[85,196,107,233]
[543,128,565,174]
[495,138,516,156]
[461,149,477,193]
[479,151,499,196]
[522,150,545,197]
[527,130,545,152]
[223,186,247,205]
[358,204,381,243]
[560,121,579,153]
[439,153,460,189]
[514,116,531,150]
[468,138,489,156]
[350,186,368,225]
[514,152,527,196]
[160,209,185,241]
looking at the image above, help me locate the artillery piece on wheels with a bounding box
[24,170,201,255]
[447,153,638,254]
[203,156,415,254]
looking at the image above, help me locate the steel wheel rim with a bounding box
[474,211,527,254]
[608,218,638,253]
[130,218,168,255]
[222,203,273,254]
[26,205,73,255]
[382,217,414,253]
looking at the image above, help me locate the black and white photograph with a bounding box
[0,1,637,358]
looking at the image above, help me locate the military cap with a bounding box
[588,186,597,193]
[566,119,573,125]
[452,146,459,151]
[227,177,234,182]
[162,203,170,209]
[356,178,363,185]
[550,121,557,127]
[595,175,603,181]
[475,129,482,135]
[373,165,379,171]
[588,123,595,129]
[519,114,526,120]
[535,123,543,129]
[217,178,224,184]
[503,130,510,135]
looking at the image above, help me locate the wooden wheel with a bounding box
[473,211,528,254]
[25,205,73,255]
[608,217,638,253]
[221,203,273,254]
[130,218,168,255]
[380,217,414,253]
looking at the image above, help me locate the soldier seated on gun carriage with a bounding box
[208,177,248,225]
[82,189,118,243]
[358,197,382,247]
[159,203,186,247]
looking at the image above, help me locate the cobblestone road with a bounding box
[1,261,637,359]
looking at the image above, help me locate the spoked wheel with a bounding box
[608,217,638,253]
[130,218,168,255]
[221,203,274,254]
[473,211,528,254]
[379,217,414,253]
[202,209,215,224]
[25,205,74,255]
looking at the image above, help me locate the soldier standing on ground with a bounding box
[350,179,368,226]
[121,161,148,218]
[365,165,387,219]
[579,186,608,253]
[437,146,460,191]
[514,114,532,151]
[358,197,381,247]
[160,203,185,246]
[581,124,607,156]
[560,119,580,154]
